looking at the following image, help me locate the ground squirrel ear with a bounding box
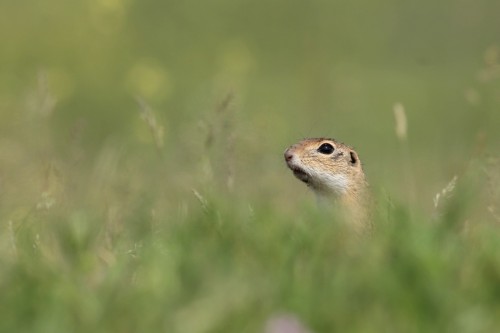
[349,151,358,165]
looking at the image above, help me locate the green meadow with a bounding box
[1,1,500,332]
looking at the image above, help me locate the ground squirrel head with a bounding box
[284,138,366,197]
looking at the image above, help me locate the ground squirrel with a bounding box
[284,138,371,229]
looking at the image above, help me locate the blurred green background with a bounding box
[1,1,500,332]
[2,0,499,205]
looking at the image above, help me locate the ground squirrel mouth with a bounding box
[291,166,309,183]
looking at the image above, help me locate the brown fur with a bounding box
[284,138,371,230]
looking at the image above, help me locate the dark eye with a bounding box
[317,143,335,154]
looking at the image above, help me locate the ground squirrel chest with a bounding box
[284,138,370,226]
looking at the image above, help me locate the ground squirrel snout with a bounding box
[284,138,366,196]
[284,138,370,227]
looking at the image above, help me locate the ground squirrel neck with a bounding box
[284,138,370,227]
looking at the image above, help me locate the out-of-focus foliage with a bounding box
[1,1,499,332]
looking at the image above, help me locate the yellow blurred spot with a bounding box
[218,40,254,76]
[214,40,255,92]
[464,88,481,106]
[46,68,74,101]
[484,45,499,67]
[126,61,172,101]
[89,0,128,33]
[98,0,125,11]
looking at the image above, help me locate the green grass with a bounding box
[1,135,499,332]
[2,197,500,333]
[1,1,500,332]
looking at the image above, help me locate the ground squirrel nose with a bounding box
[284,149,293,162]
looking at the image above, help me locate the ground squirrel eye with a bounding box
[317,143,335,154]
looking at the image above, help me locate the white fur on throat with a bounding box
[306,167,349,196]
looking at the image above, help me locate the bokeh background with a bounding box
[1,1,500,332]
[2,0,500,208]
